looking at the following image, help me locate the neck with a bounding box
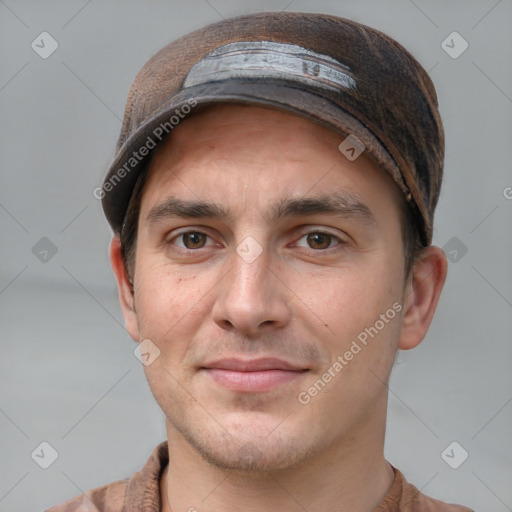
[160,403,394,512]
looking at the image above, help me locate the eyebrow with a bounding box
[145,192,376,227]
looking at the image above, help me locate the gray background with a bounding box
[1,0,511,510]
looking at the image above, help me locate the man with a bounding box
[47,11,473,512]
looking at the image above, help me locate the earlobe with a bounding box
[110,237,140,342]
[398,246,448,350]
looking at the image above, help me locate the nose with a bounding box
[211,244,292,337]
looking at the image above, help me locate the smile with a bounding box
[201,357,309,392]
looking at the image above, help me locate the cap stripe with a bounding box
[184,41,356,92]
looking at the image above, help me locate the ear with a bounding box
[398,245,448,350]
[110,236,140,342]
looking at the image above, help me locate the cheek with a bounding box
[303,262,401,339]
[312,270,402,376]
[133,260,208,351]
[301,264,404,399]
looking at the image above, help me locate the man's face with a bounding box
[129,104,408,471]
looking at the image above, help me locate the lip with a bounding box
[202,357,306,372]
[201,357,309,392]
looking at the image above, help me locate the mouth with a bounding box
[200,357,309,393]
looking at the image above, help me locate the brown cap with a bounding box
[100,11,444,247]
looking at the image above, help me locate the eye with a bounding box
[296,231,342,251]
[171,231,214,250]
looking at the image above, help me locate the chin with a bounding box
[173,410,320,472]
[196,437,311,472]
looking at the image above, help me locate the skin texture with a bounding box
[110,104,447,512]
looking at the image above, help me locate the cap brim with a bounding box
[102,80,426,242]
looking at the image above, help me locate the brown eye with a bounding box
[181,232,207,249]
[306,232,334,250]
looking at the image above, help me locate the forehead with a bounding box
[138,104,404,220]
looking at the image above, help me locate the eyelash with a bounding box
[166,228,345,254]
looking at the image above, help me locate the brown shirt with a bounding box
[46,441,473,512]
